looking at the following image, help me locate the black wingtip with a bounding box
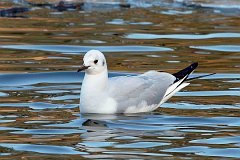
[191,62,198,70]
[173,62,199,82]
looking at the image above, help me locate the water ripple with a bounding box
[11,129,85,135]
[191,136,240,145]
[125,33,240,40]
[0,143,87,155]
[0,92,8,97]
[176,91,240,97]
[0,45,173,53]
[190,45,240,52]
[114,142,170,148]
[163,146,240,158]
[0,72,133,86]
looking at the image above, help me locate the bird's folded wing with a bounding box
[107,71,176,112]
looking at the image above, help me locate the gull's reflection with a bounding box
[76,114,119,154]
[77,113,184,158]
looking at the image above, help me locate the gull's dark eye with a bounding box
[94,60,98,64]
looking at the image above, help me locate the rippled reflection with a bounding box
[0,0,240,159]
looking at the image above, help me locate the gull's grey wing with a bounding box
[107,71,176,113]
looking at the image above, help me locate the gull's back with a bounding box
[107,71,176,113]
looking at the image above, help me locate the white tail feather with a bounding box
[164,75,188,97]
[158,68,196,107]
[159,82,190,106]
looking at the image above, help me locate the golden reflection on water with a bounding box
[0,0,240,159]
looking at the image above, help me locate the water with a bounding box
[0,0,239,159]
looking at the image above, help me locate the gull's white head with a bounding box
[78,50,107,75]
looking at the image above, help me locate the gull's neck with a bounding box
[81,69,108,93]
[80,68,112,114]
